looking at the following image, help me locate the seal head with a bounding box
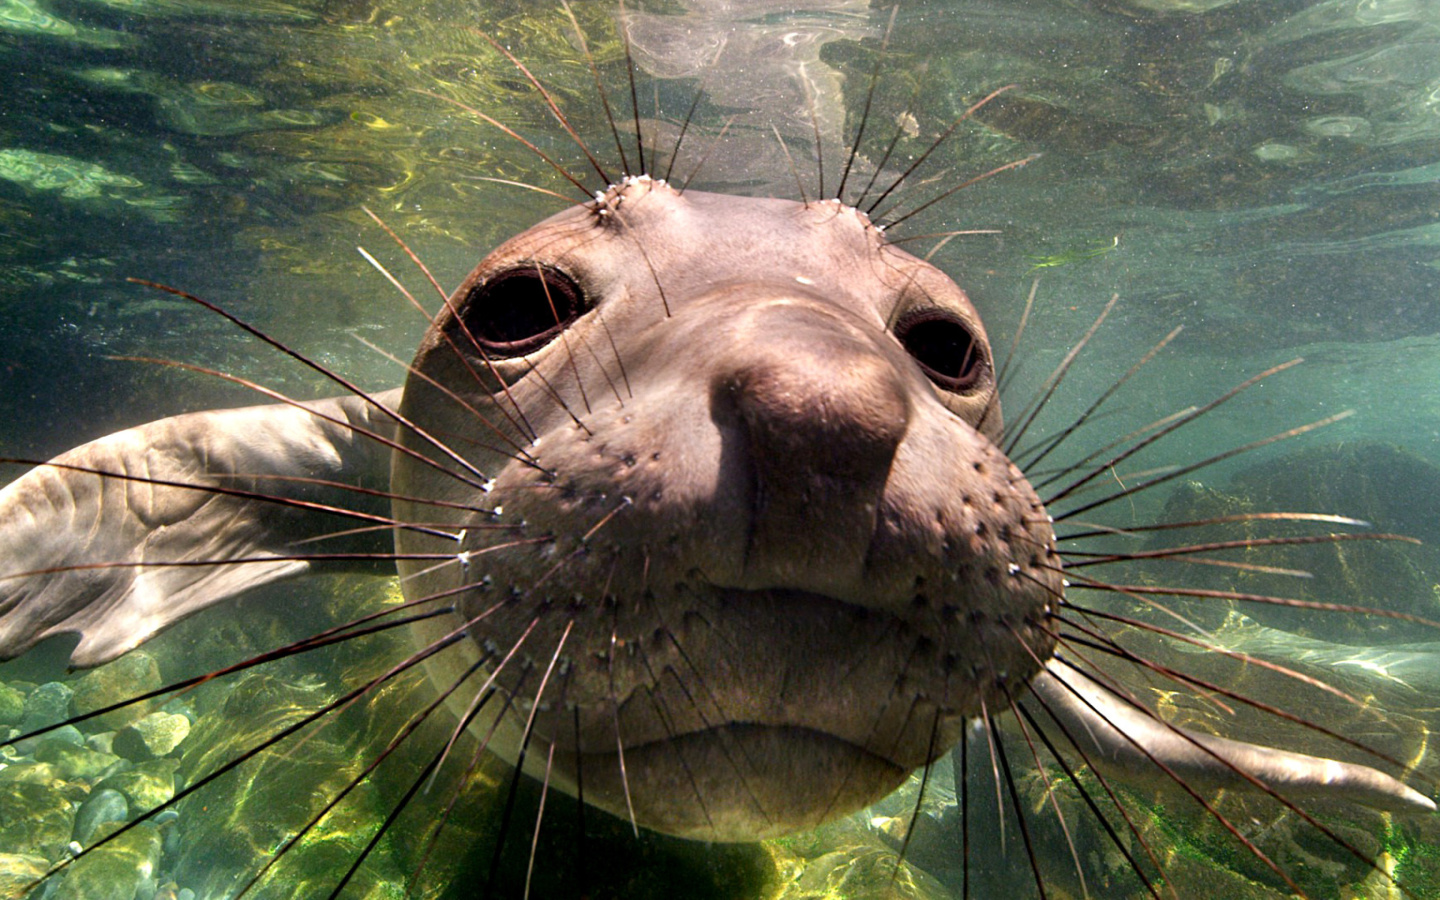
[392,177,1062,840]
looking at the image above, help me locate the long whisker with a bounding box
[987,707,1049,899]
[1002,293,1119,457]
[127,278,494,486]
[475,30,612,185]
[416,89,590,197]
[866,84,1018,214]
[836,4,898,203]
[1003,685,1088,899]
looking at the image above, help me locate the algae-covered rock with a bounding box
[0,852,49,900]
[0,685,22,727]
[72,788,129,846]
[112,712,190,761]
[95,759,179,811]
[19,682,73,733]
[69,651,163,732]
[0,779,77,862]
[49,822,162,900]
[33,740,121,781]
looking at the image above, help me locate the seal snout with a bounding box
[708,297,911,590]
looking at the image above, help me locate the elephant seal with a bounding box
[0,53,1434,900]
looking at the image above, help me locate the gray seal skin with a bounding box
[0,177,1431,854]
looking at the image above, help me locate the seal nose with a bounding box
[710,298,910,590]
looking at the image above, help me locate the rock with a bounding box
[0,852,50,900]
[95,760,178,811]
[33,741,122,781]
[0,779,77,862]
[13,723,84,756]
[20,682,74,733]
[112,713,190,762]
[0,684,22,727]
[73,788,129,846]
[0,761,64,786]
[70,652,163,732]
[49,822,161,900]
[84,732,115,756]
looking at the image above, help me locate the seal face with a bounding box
[392,176,1062,840]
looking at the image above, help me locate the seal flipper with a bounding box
[0,389,401,667]
[1031,657,1435,814]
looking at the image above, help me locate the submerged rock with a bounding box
[69,652,162,732]
[49,822,162,900]
[72,788,129,846]
[33,741,121,782]
[19,682,73,733]
[0,779,77,863]
[112,712,190,761]
[0,684,22,726]
[0,852,49,900]
[95,759,178,811]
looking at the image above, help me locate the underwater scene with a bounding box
[2,0,1440,897]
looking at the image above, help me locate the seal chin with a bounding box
[578,723,912,842]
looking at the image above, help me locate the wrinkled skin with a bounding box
[0,178,1430,849]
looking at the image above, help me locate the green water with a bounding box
[2,0,1440,897]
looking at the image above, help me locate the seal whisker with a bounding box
[836,4,898,204]
[606,622,641,837]
[987,704,1051,899]
[1055,608,1427,780]
[414,89,591,198]
[0,454,459,543]
[1064,573,1440,631]
[662,86,706,185]
[1049,647,1418,896]
[358,205,447,302]
[118,349,534,482]
[772,124,811,207]
[1044,358,1307,510]
[5,603,455,748]
[617,0,647,177]
[1002,684,1090,899]
[1041,654,1306,896]
[1061,510,1374,541]
[1002,293,1120,458]
[1030,406,1197,493]
[474,31,612,187]
[349,301,543,461]
[522,740,558,900]
[888,709,941,888]
[677,113,737,193]
[22,629,467,895]
[880,153,1042,232]
[503,619,573,900]
[865,84,1017,216]
[1054,409,1357,521]
[562,0,632,180]
[1003,620,1174,899]
[1015,324,1185,473]
[230,655,488,899]
[853,62,929,212]
[128,278,495,485]
[1063,531,1416,571]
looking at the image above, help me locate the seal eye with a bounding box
[461,265,585,357]
[895,309,987,393]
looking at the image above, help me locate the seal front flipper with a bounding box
[1030,657,1436,814]
[0,389,402,667]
